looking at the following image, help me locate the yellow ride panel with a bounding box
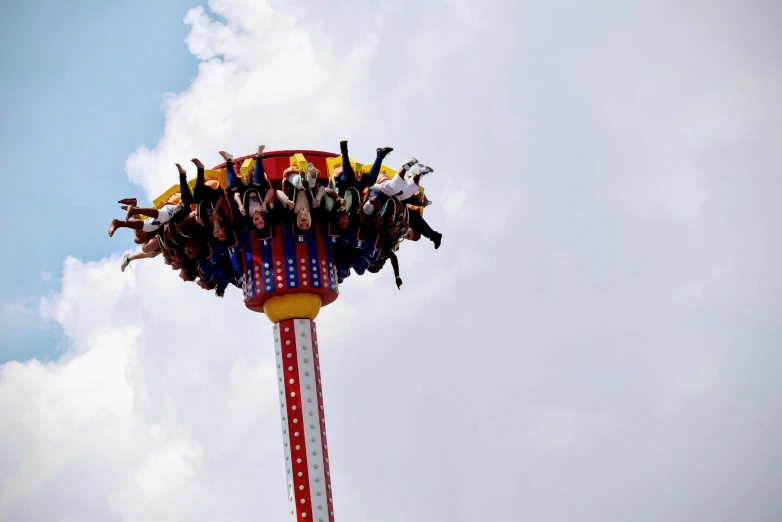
[289,153,309,173]
[325,156,398,180]
[152,169,226,209]
[240,158,255,183]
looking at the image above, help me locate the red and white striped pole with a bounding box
[228,149,342,519]
[273,318,335,521]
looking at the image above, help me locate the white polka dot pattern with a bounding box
[276,318,335,522]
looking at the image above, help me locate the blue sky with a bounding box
[1,2,780,521]
[0,0,205,362]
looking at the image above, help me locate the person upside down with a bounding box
[108,141,443,293]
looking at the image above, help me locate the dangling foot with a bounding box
[407,163,428,178]
[432,232,442,250]
[191,158,204,169]
[340,140,348,155]
[108,219,120,237]
[118,198,137,206]
[124,205,135,222]
[121,253,131,272]
[176,163,187,176]
[256,144,265,156]
[218,151,233,161]
[402,157,418,170]
[376,146,393,159]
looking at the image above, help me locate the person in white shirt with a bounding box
[108,201,184,241]
[362,161,442,249]
[362,161,432,215]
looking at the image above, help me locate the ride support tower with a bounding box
[229,151,338,521]
[150,149,405,521]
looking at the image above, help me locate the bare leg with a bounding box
[109,218,143,237]
[129,250,160,262]
[276,189,295,210]
[389,251,402,289]
[121,249,160,272]
[122,205,160,221]
[313,186,326,207]
[141,238,160,254]
[261,188,275,211]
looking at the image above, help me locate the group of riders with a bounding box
[108,141,442,297]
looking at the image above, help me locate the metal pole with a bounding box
[274,318,335,521]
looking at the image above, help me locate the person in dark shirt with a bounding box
[220,146,276,233]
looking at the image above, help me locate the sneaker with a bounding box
[401,157,418,170]
[407,164,429,177]
[376,147,393,158]
[121,253,131,272]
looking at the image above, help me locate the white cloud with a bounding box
[3,1,782,521]
[0,255,283,521]
[126,0,381,198]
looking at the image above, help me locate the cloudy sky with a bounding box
[1,0,781,521]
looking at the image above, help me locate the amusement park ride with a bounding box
[140,148,435,521]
